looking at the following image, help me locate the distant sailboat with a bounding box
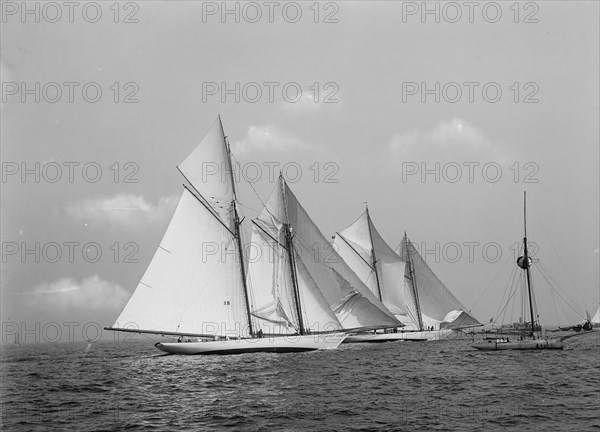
[591,306,600,328]
[334,207,479,342]
[472,192,563,351]
[105,117,346,354]
[396,232,481,339]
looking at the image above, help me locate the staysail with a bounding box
[397,233,480,329]
[110,117,250,338]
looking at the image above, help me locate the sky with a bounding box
[1,1,599,343]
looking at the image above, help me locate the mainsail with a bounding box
[247,178,342,335]
[248,177,400,333]
[109,117,251,338]
[397,233,480,330]
[333,209,418,326]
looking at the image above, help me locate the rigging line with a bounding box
[530,270,538,321]
[181,183,236,238]
[497,273,520,325]
[465,252,512,315]
[549,278,561,327]
[535,261,582,313]
[336,232,375,270]
[252,220,286,249]
[535,264,583,318]
[536,260,585,315]
[500,263,519,320]
[230,152,275,220]
[499,264,519,324]
[236,201,264,218]
[530,203,586,308]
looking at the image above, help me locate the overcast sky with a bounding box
[2,1,598,342]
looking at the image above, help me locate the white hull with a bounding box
[343,328,454,343]
[155,332,347,355]
[472,338,563,351]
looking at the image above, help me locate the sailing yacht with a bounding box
[248,176,403,338]
[472,192,563,351]
[396,232,481,339]
[105,116,347,354]
[592,306,600,328]
[334,207,479,342]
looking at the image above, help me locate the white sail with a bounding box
[111,189,249,338]
[178,116,233,226]
[293,249,344,333]
[110,116,251,338]
[334,210,420,326]
[397,233,480,329]
[282,180,401,330]
[592,305,600,324]
[247,180,342,335]
[247,221,297,335]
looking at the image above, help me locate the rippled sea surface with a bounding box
[2,332,599,431]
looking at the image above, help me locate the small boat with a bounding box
[474,337,564,351]
[472,192,563,351]
[105,117,348,354]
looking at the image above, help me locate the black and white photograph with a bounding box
[1,1,599,430]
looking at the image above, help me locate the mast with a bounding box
[222,116,254,337]
[365,206,384,302]
[280,175,305,335]
[522,191,536,338]
[405,233,424,331]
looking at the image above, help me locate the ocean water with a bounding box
[1,332,599,432]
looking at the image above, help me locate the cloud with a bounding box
[389,118,509,163]
[28,275,130,312]
[66,193,178,228]
[231,125,310,156]
[280,92,320,113]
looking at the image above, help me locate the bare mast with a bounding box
[522,191,536,338]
